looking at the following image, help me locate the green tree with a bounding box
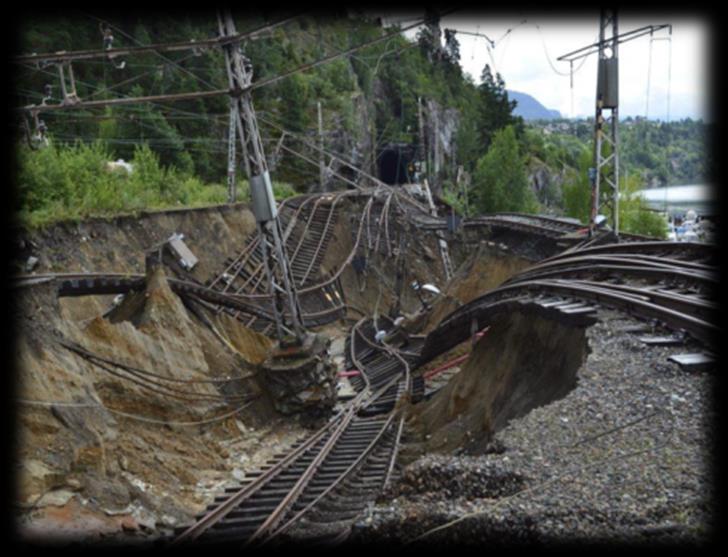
[476,64,522,153]
[471,125,537,214]
[561,147,593,224]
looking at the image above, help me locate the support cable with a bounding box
[645,32,654,119]
[19,10,452,115]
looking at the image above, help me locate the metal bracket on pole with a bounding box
[57,62,81,106]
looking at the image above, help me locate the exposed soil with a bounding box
[13,204,298,544]
[13,197,453,545]
[14,199,714,547]
[407,307,590,455]
[414,241,533,334]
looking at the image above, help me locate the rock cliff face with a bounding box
[527,158,567,211]
[425,98,460,194]
[308,77,462,194]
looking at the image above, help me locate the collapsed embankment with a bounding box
[12,196,457,544]
[13,203,293,542]
[406,307,590,456]
[14,265,290,542]
[412,241,533,335]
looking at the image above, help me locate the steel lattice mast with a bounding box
[558,13,672,240]
[218,10,305,344]
[592,9,620,238]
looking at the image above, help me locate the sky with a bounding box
[379,11,711,122]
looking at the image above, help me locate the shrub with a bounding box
[15,140,230,228]
[619,174,668,238]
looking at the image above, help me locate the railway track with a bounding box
[409,210,652,244]
[202,193,346,335]
[504,253,716,295]
[172,378,407,545]
[417,251,718,365]
[541,239,717,265]
[13,271,354,331]
[346,316,425,407]
[171,304,425,546]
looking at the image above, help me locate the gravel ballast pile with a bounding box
[352,311,715,545]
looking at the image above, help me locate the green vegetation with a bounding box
[471,126,537,214]
[558,142,668,238]
[15,141,227,227]
[618,173,669,238]
[527,117,709,187]
[561,148,593,225]
[14,14,704,237]
[15,140,298,228]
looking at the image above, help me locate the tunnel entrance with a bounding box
[378,143,416,185]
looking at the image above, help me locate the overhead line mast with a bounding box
[558,14,672,239]
[218,9,305,345]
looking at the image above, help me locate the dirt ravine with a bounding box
[407,308,589,455]
[14,197,489,545]
[14,204,293,543]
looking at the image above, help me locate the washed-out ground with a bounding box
[351,310,715,545]
[13,201,715,546]
[12,198,451,545]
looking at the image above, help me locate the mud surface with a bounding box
[416,241,533,334]
[12,205,302,544]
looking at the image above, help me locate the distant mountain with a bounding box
[507,90,561,120]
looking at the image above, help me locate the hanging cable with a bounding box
[86,13,220,91]
[471,24,479,61]
[535,23,591,77]
[645,32,654,119]
[666,31,672,124]
[570,61,575,118]
[665,29,673,194]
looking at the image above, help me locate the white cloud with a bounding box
[389,12,709,121]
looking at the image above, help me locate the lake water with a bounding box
[637,184,717,217]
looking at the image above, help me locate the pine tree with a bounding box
[443,29,460,64]
[476,64,519,153]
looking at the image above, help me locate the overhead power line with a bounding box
[557,23,672,62]
[14,14,302,65]
[20,9,454,115]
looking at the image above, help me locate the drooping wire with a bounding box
[666,32,672,124]
[534,22,591,77]
[645,34,654,119]
[83,12,222,91]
